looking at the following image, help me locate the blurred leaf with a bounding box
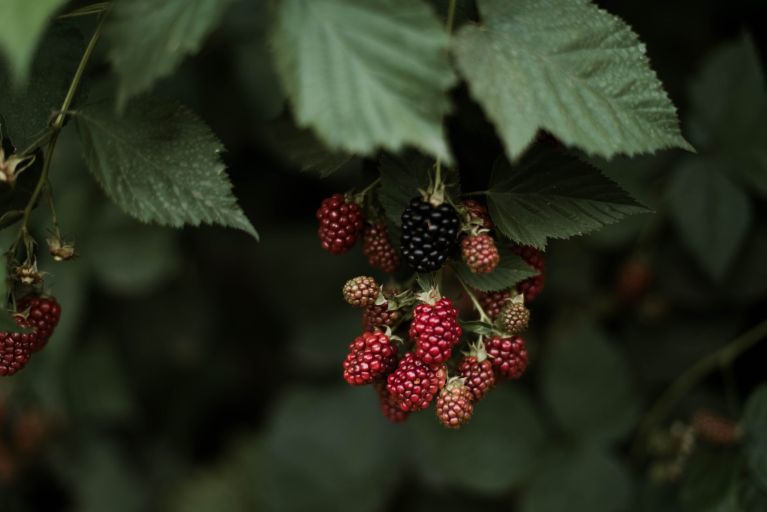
[290,308,362,371]
[743,385,767,492]
[259,386,402,512]
[521,446,633,512]
[75,97,258,238]
[169,469,247,512]
[542,324,640,443]
[87,206,180,295]
[107,0,236,107]
[452,245,537,292]
[487,151,649,249]
[0,0,66,83]
[665,159,751,281]
[453,0,691,160]
[409,387,546,493]
[236,40,285,121]
[272,0,455,160]
[681,450,742,512]
[0,24,82,150]
[266,118,353,177]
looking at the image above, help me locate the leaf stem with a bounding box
[456,273,491,323]
[446,0,458,35]
[57,2,111,20]
[9,14,108,260]
[632,318,767,457]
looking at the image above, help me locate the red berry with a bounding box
[691,409,742,445]
[477,289,511,320]
[436,380,474,429]
[363,223,399,273]
[462,200,492,230]
[362,303,400,332]
[0,332,33,376]
[342,276,379,307]
[461,234,500,274]
[14,296,61,353]
[342,331,397,386]
[512,245,545,301]
[386,353,445,412]
[374,382,409,423]
[458,356,495,402]
[316,194,364,254]
[409,298,462,365]
[486,335,528,379]
[497,301,530,335]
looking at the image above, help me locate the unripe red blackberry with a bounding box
[316,194,364,254]
[486,335,528,379]
[363,223,399,273]
[400,198,460,273]
[342,331,397,386]
[362,303,400,332]
[409,298,462,365]
[497,300,529,335]
[386,353,445,412]
[342,276,379,307]
[461,234,500,273]
[0,333,33,376]
[458,356,495,402]
[374,383,409,423]
[461,199,492,230]
[691,409,742,445]
[512,245,545,301]
[15,296,61,352]
[477,289,512,320]
[436,379,474,429]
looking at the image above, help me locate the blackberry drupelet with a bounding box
[400,198,459,273]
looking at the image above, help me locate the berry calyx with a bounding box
[14,296,61,353]
[461,234,500,274]
[476,289,512,320]
[497,299,529,335]
[316,194,364,254]
[409,298,462,365]
[374,383,409,423]
[461,199,492,230]
[342,331,397,386]
[386,353,446,412]
[458,355,495,402]
[512,245,545,301]
[436,379,474,429]
[363,223,399,273]
[486,335,528,379]
[342,276,379,308]
[400,198,459,273]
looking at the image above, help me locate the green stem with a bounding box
[633,318,767,456]
[456,273,491,323]
[58,2,110,20]
[10,14,107,259]
[356,177,381,198]
[446,0,458,35]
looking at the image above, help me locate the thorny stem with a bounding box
[9,14,108,261]
[456,274,491,323]
[632,318,767,458]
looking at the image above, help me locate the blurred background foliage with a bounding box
[0,0,766,511]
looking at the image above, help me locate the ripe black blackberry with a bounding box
[400,198,459,273]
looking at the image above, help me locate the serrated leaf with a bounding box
[522,447,632,512]
[486,150,650,249]
[107,0,235,107]
[743,385,767,492]
[0,25,83,150]
[665,160,751,281]
[541,324,640,443]
[410,387,546,493]
[453,245,537,292]
[272,0,456,160]
[0,0,67,83]
[453,0,692,160]
[75,98,257,238]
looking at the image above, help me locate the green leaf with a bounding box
[521,446,633,512]
[0,25,83,150]
[452,245,538,292]
[743,385,767,492]
[681,450,742,512]
[541,324,640,443]
[378,153,461,225]
[453,0,691,160]
[0,0,66,83]
[75,97,257,238]
[410,387,546,493]
[266,118,353,177]
[486,151,650,249]
[272,0,456,160]
[107,0,235,107]
[665,160,751,281]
